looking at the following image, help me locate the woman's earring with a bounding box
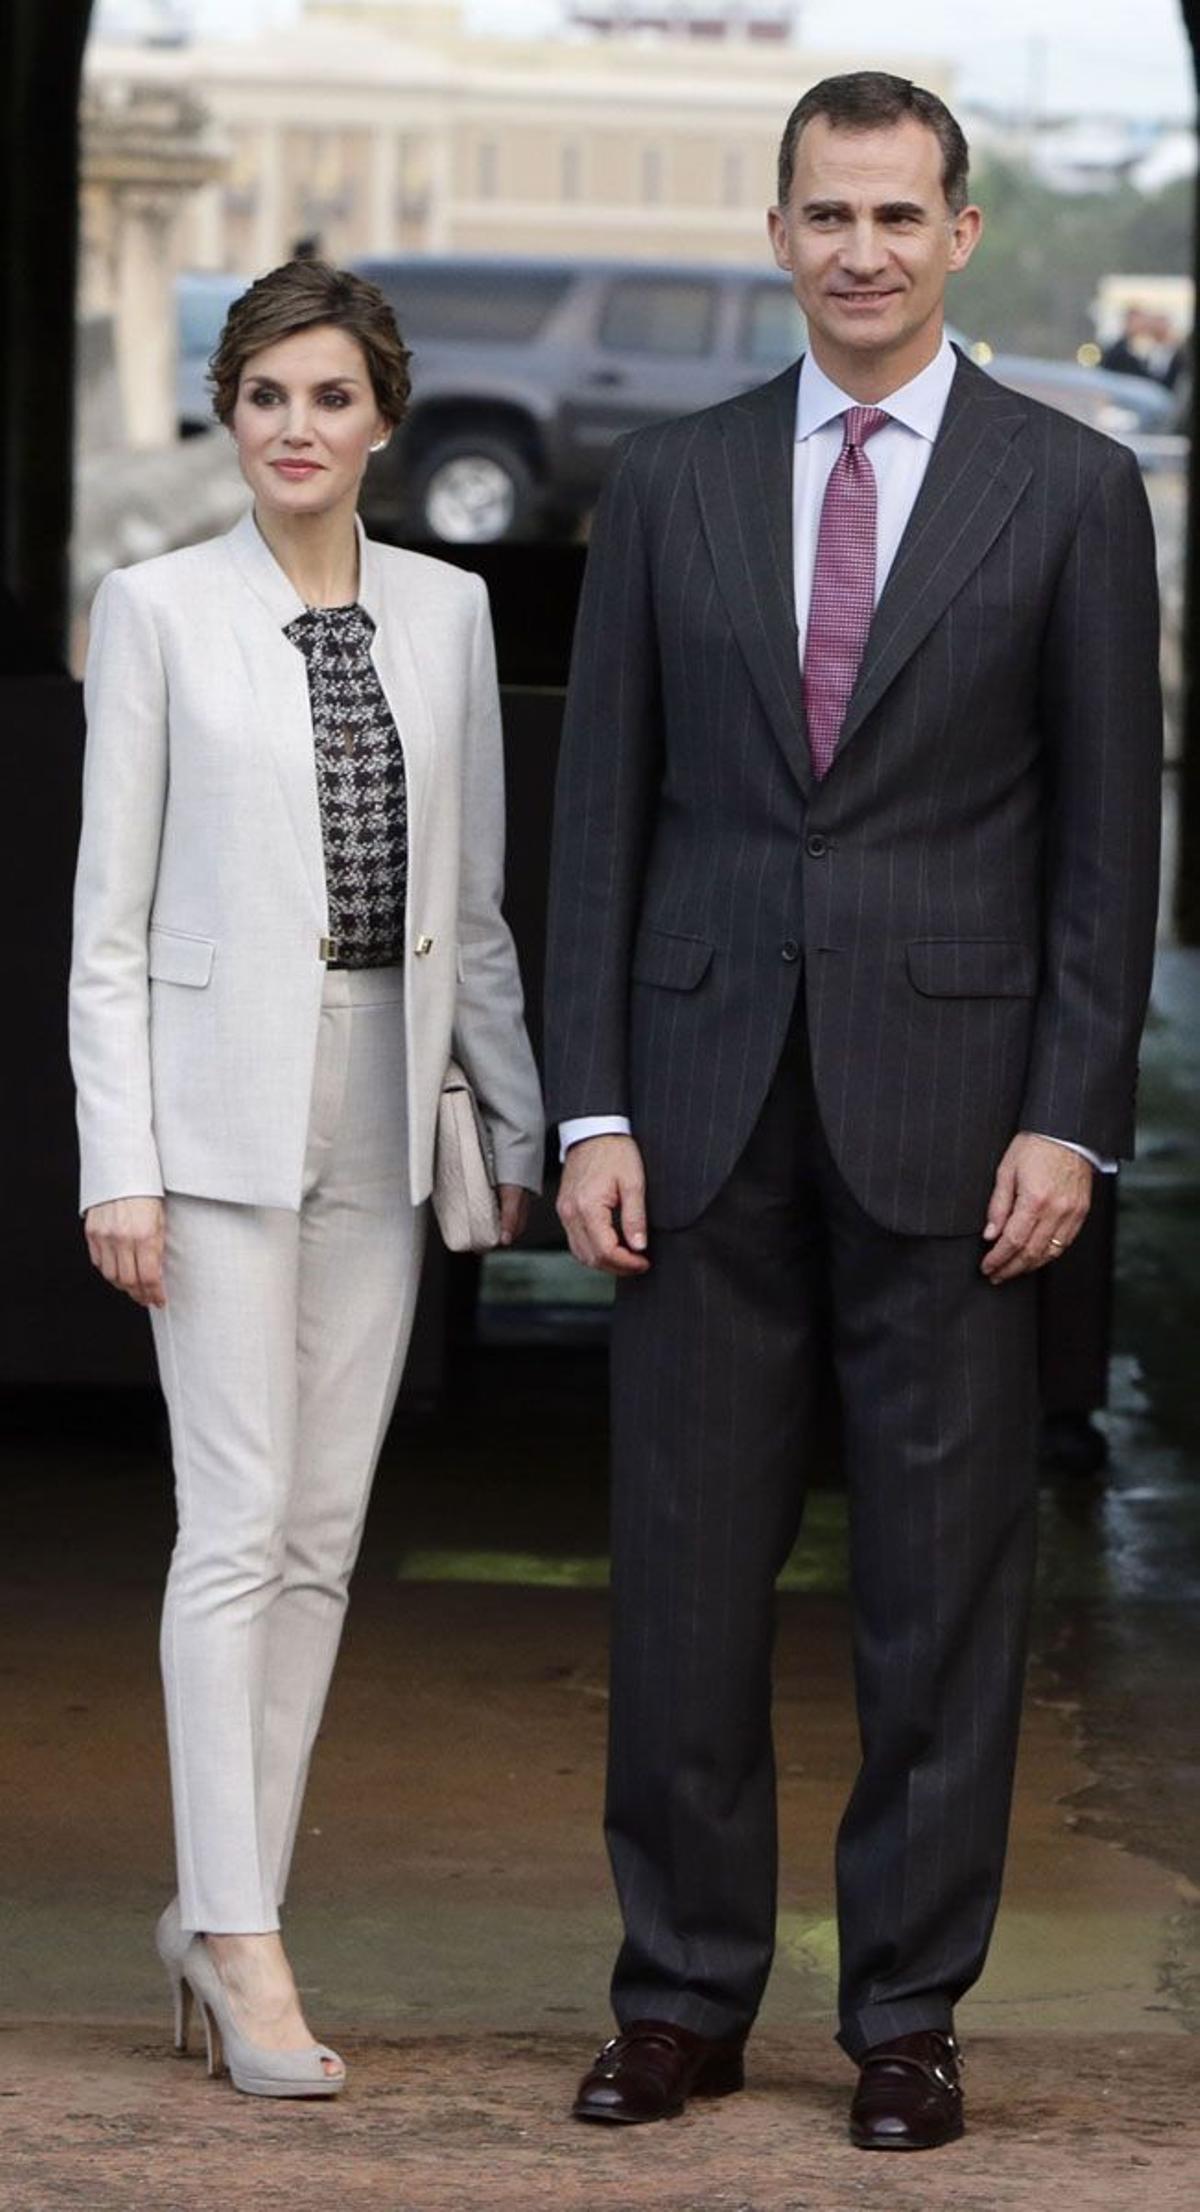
[369,437,388,453]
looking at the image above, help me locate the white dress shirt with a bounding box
[561,336,1112,1174]
[792,334,956,650]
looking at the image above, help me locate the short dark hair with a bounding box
[209,258,412,428]
[776,71,970,214]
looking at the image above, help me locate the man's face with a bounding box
[768,115,981,377]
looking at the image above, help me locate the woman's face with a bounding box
[230,323,389,519]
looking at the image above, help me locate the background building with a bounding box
[83,0,953,278]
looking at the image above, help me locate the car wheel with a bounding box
[409,434,537,543]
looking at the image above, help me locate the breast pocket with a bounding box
[148,926,216,988]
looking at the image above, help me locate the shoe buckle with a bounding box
[929,2039,963,2095]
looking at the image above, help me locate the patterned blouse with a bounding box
[283,602,408,969]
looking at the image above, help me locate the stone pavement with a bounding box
[4,2022,1196,2212]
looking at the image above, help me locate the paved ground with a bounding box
[2,954,1198,2210]
[5,2023,1196,2212]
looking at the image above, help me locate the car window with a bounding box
[599,278,717,357]
[742,284,807,366]
[363,265,572,343]
[177,282,241,359]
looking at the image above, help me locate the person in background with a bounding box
[69,259,543,2100]
[1100,306,1152,380]
[1146,312,1185,393]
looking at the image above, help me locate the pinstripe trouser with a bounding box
[151,966,425,1934]
[606,1006,1039,2058]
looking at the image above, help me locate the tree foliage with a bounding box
[948,160,1193,358]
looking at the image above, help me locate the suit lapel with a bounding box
[223,510,328,918]
[834,356,1031,759]
[223,512,438,922]
[356,527,436,852]
[693,361,814,799]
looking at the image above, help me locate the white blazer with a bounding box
[70,509,544,1214]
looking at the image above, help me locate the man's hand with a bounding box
[84,1196,167,1308]
[981,1135,1092,1284]
[557,1135,650,1276]
[497,1185,532,1248]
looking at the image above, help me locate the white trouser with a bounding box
[151,967,424,1933]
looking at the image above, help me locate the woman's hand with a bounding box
[84,1197,167,1308]
[497,1185,532,1248]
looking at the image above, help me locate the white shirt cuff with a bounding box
[1033,1134,1117,1174]
[559,1115,632,1162]
[559,1123,1116,1173]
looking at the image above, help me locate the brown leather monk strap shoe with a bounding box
[572,2019,746,2125]
[849,2029,965,2151]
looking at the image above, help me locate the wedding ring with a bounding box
[1048,1237,1065,1251]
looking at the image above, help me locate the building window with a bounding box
[561,143,582,202]
[641,146,663,205]
[477,141,498,197]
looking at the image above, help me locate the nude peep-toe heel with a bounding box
[171,1933,346,2098]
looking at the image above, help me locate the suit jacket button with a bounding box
[781,939,800,963]
[805,833,828,858]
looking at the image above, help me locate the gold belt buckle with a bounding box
[319,935,338,962]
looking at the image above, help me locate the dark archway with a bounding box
[1176,0,1200,940]
[0,0,94,672]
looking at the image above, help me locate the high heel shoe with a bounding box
[155,1897,195,2055]
[176,1935,346,2099]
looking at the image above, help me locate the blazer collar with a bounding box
[694,358,812,797]
[220,507,391,924]
[834,352,1031,759]
[695,350,1031,795]
[224,506,381,627]
[796,333,957,444]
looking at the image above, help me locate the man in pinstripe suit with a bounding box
[544,72,1161,2150]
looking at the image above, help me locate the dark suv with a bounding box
[353,254,1174,544]
[353,256,806,542]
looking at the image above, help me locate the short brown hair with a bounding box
[209,259,412,427]
[776,71,970,214]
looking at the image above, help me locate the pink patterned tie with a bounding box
[803,406,889,780]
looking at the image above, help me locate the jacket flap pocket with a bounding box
[632,926,714,992]
[906,939,1036,999]
[148,926,215,988]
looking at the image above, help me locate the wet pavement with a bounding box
[2,952,1198,2211]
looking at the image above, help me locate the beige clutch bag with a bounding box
[432,1060,501,1253]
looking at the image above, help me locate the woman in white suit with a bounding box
[69,260,544,2097]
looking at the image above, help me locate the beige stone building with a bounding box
[85,0,953,279]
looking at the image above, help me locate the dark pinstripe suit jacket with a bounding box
[544,351,1162,1236]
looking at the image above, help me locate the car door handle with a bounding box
[584,368,626,388]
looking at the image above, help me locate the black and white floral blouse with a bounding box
[283,602,408,968]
